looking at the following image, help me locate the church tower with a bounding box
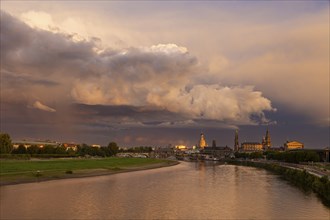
[262,128,271,149]
[212,140,216,148]
[234,129,239,152]
[199,133,207,149]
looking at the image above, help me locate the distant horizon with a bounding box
[6,127,329,149]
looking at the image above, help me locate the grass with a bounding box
[0,157,176,185]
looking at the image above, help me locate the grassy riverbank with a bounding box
[0,157,178,185]
[228,160,330,207]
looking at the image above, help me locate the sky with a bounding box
[0,1,329,148]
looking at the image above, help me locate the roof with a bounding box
[285,141,303,144]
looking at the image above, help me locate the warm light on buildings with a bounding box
[175,145,187,150]
[199,133,207,149]
[284,141,304,150]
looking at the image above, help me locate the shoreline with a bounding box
[227,159,330,207]
[0,160,180,186]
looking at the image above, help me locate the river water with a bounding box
[0,162,329,219]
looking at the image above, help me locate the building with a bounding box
[91,144,101,148]
[262,128,271,149]
[153,147,175,159]
[199,133,207,149]
[212,140,216,148]
[62,143,78,151]
[234,129,239,152]
[175,145,187,151]
[284,141,304,150]
[12,140,60,149]
[241,142,263,151]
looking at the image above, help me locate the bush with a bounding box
[34,171,42,177]
[0,154,30,160]
[266,151,320,163]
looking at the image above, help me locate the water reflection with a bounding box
[1,162,329,219]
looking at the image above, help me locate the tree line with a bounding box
[0,133,119,157]
[265,150,320,163]
[234,150,321,163]
[119,146,153,153]
[0,133,154,158]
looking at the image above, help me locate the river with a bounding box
[0,162,329,219]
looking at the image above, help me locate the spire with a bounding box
[234,129,239,151]
[212,140,216,148]
[263,127,271,149]
[199,132,207,149]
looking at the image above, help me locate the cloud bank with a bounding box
[1,10,275,131]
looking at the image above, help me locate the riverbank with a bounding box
[228,160,330,207]
[0,158,179,186]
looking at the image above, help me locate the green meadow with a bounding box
[0,157,176,185]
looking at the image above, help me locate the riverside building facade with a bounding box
[284,141,304,150]
[237,128,272,152]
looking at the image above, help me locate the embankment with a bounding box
[228,160,330,206]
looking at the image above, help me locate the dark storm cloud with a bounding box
[1,9,275,137]
[2,69,60,86]
[73,103,188,129]
[0,11,97,76]
[74,104,180,119]
[72,104,240,133]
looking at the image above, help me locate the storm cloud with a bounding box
[1,10,275,129]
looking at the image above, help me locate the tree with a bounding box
[27,145,40,154]
[0,133,13,154]
[77,144,90,156]
[66,148,76,156]
[108,142,119,156]
[40,145,56,154]
[12,144,27,154]
[55,146,67,154]
[305,151,320,162]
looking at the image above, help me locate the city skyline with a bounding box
[1,1,329,148]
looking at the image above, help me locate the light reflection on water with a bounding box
[1,162,329,219]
